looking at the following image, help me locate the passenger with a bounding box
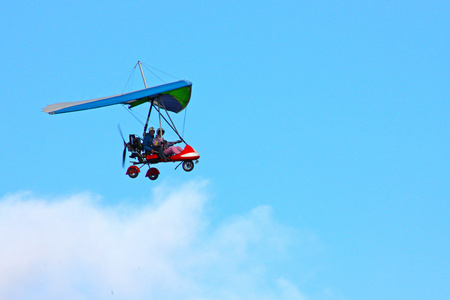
[152,128,183,160]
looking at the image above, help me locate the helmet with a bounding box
[157,128,165,134]
[149,127,155,132]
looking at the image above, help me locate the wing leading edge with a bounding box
[43,80,192,115]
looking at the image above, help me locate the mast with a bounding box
[138,61,151,136]
[138,61,148,88]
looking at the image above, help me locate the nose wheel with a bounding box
[182,161,194,172]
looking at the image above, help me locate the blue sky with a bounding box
[0,1,449,299]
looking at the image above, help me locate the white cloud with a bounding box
[0,181,316,300]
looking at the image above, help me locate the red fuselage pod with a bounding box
[170,145,200,161]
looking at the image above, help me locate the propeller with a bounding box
[118,124,127,168]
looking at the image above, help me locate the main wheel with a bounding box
[182,160,194,172]
[148,173,159,180]
[128,169,139,178]
[146,167,160,180]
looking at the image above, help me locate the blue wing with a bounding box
[43,80,192,114]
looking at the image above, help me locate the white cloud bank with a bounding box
[0,181,314,300]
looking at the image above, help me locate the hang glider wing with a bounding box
[43,80,192,115]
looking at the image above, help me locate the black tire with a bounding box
[182,161,194,172]
[128,170,139,178]
[148,173,159,180]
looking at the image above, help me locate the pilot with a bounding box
[143,127,155,153]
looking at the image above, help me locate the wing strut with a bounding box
[143,100,154,137]
[152,104,187,144]
[159,99,187,144]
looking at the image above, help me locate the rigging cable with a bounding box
[182,107,187,138]
[120,105,145,126]
[153,105,185,143]
[121,63,139,94]
[118,63,147,127]
[159,99,187,144]
[141,62,180,82]
[117,62,187,139]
